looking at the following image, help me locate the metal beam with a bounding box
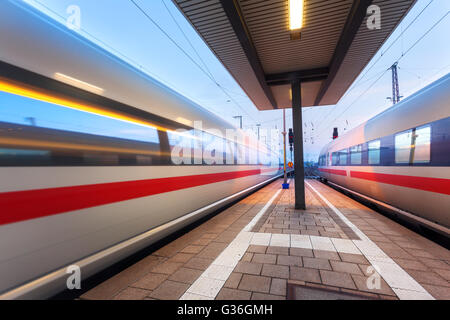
[314,0,373,105]
[266,67,329,84]
[267,75,328,87]
[219,0,278,109]
[292,80,306,210]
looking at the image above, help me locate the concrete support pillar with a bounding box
[291,80,306,210]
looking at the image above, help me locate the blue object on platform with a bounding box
[282,183,290,189]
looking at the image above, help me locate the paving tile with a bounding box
[224,272,242,289]
[181,245,205,254]
[320,270,357,289]
[290,267,321,283]
[301,230,320,236]
[132,273,168,290]
[433,268,450,281]
[247,245,267,254]
[169,267,203,284]
[153,245,182,258]
[405,269,450,287]
[149,280,190,300]
[186,277,224,298]
[80,255,164,300]
[197,242,228,259]
[261,264,289,279]
[191,238,213,246]
[167,252,195,264]
[238,274,271,293]
[203,264,234,281]
[250,233,271,246]
[241,252,253,262]
[234,261,263,275]
[421,284,450,300]
[270,234,290,247]
[330,261,363,275]
[266,246,289,255]
[270,278,287,296]
[339,253,369,264]
[394,258,429,271]
[351,274,396,296]
[252,253,277,264]
[419,257,450,270]
[370,261,425,292]
[290,234,312,249]
[216,288,252,300]
[303,257,332,270]
[290,247,314,258]
[151,261,184,275]
[331,238,360,254]
[277,255,302,267]
[392,288,434,300]
[251,292,285,300]
[403,249,438,260]
[113,287,151,300]
[183,257,213,271]
[313,250,341,261]
[202,233,219,239]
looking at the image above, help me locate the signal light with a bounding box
[333,127,339,140]
[288,128,294,145]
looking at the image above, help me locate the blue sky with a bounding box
[17,0,450,160]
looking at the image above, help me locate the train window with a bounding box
[203,132,225,165]
[368,140,381,165]
[332,152,339,165]
[168,130,195,165]
[339,149,348,165]
[395,125,431,164]
[412,125,431,163]
[0,90,163,166]
[395,129,412,164]
[0,91,160,144]
[350,144,362,165]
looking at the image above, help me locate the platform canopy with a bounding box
[173,0,416,109]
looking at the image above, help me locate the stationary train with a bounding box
[0,2,282,298]
[318,73,450,235]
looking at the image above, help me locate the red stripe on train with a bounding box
[318,168,347,176]
[0,167,280,226]
[350,171,450,195]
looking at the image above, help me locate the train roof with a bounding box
[0,1,236,133]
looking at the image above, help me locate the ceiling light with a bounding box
[289,0,304,31]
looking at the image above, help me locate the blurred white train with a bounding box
[0,2,282,298]
[318,73,450,236]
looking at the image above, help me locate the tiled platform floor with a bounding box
[81,179,450,300]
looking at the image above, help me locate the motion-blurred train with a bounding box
[0,2,282,298]
[318,73,450,236]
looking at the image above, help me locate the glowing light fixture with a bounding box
[289,0,304,31]
[175,117,192,126]
[54,73,104,95]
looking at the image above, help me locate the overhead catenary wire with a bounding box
[311,1,437,132]
[314,0,436,133]
[130,0,259,125]
[313,9,449,139]
[348,0,436,93]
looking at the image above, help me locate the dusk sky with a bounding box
[22,0,450,161]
